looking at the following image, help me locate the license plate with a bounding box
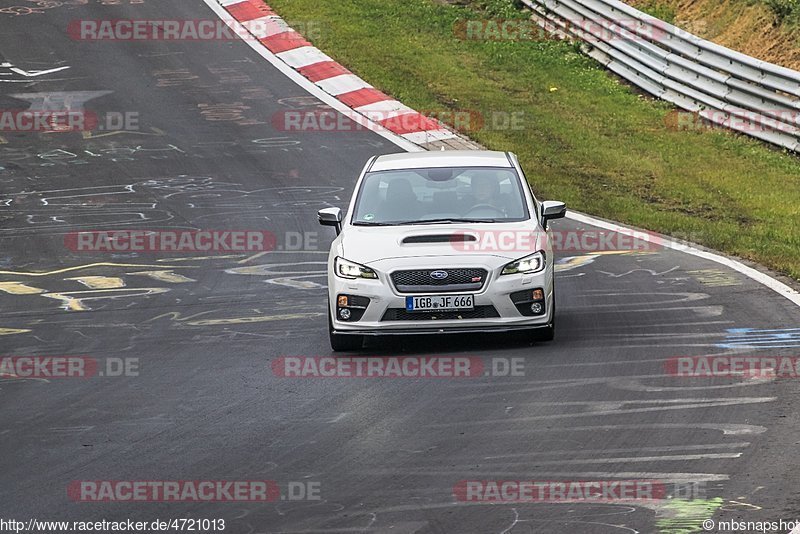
[405,294,474,312]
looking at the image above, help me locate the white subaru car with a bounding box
[318,150,566,351]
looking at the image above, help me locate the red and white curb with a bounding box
[204,0,800,308]
[216,0,477,150]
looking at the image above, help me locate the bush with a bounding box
[764,0,800,21]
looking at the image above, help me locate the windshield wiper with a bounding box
[396,218,497,225]
[354,218,499,226]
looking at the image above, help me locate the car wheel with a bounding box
[530,289,555,342]
[328,307,364,352]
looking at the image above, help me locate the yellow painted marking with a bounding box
[267,277,324,290]
[0,135,7,145]
[555,255,597,272]
[226,262,325,277]
[41,288,170,312]
[238,251,269,264]
[129,270,196,283]
[42,293,88,311]
[0,263,183,277]
[66,276,126,289]
[555,250,651,273]
[234,249,326,264]
[0,327,31,336]
[0,282,46,295]
[186,313,322,326]
[687,269,741,287]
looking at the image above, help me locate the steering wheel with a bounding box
[465,204,505,217]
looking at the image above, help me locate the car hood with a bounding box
[339,222,547,265]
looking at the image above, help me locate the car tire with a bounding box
[328,307,364,352]
[530,289,556,342]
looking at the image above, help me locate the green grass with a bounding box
[270,0,800,281]
[629,0,677,23]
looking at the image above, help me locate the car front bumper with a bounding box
[328,262,554,335]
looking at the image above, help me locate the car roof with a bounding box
[369,150,512,172]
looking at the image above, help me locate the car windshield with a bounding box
[351,166,529,225]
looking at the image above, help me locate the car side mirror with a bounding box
[318,207,343,235]
[541,201,566,229]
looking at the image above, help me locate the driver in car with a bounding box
[468,174,506,214]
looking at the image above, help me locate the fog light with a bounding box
[339,308,352,320]
[532,289,544,301]
[338,295,349,307]
[530,302,543,314]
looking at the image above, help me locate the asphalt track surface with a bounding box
[2,2,800,533]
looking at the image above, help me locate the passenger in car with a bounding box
[379,178,421,221]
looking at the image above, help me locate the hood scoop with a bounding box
[402,234,477,244]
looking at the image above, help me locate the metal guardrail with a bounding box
[520,0,800,151]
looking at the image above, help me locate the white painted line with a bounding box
[218,0,244,6]
[428,397,776,425]
[485,423,766,436]
[328,412,349,423]
[315,74,372,96]
[8,66,70,77]
[359,469,730,483]
[202,0,421,152]
[498,452,743,465]
[276,46,333,69]
[485,442,750,458]
[567,211,800,308]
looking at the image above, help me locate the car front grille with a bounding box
[390,268,488,293]
[381,306,500,321]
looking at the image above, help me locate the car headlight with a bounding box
[501,251,546,275]
[335,257,378,280]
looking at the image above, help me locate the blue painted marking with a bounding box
[716,327,800,349]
